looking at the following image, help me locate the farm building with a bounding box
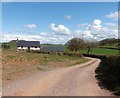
[41,45,64,53]
[17,41,40,51]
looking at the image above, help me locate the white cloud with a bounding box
[2,34,40,42]
[83,30,94,38]
[106,11,118,20]
[77,23,89,29]
[64,15,72,20]
[92,19,102,30]
[2,19,118,44]
[50,23,70,35]
[2,32,70,44]
[93,19,101,25]
[76,19,118,41]
[24,24,37,29]
[105,22,117,27]
[74,30,81,34]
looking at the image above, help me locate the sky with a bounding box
[1,0,120,2]
[1,2,119,44]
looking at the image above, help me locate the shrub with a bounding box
[2,43,10,49]
[63,52,83,57]
[95,56,120,95]
[65,38,86,51]
[83,54,106,59]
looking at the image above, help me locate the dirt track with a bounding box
[2,57,112,96]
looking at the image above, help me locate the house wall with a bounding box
[18,47,28,50]
[30,47,40,50]
[17,47,40,51]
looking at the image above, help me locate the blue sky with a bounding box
[2,2,118,44]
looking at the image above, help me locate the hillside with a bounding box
[2,41,17,50]
[99,38,119,48]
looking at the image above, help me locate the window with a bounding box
[35,46,37,48]
[28,47,30,49]
[21,46,23,48]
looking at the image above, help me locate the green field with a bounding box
[65,48,119,55]
[2,41,119,56]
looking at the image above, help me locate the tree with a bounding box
[2,43,10,49]
[85,41,99,54]
[65,38,86,51]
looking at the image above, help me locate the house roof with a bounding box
[17,41,40,47]
[41,45,64,52]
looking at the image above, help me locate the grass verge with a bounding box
[2,50,89,85]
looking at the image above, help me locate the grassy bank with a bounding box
[95,56,120,95]
[2,50,88,85]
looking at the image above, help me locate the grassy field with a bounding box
[65,48,119,55]
[100,44,118,48]
[2,49,88,85]
[3,41,119,55]
[93,48,119,55]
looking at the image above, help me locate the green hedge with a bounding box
[83,54,106,59]
[63,52,83,57]
[95,56,120,95]
[83,54,120,95]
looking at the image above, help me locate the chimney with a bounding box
[16,38,19,42]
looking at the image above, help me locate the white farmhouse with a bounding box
[17,41,40,51]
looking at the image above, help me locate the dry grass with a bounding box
[2,50,89,85]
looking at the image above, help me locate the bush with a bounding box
[65,38,86,51]
[63,52,83,57]
[84,53,120,95]
[2,43,10,49]
[95,56,120,95]
[83,54,106,59]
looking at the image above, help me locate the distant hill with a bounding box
[99,38,120,49]
[99,38,119,45]
[2,40,26,50]
[2,41,17,50]
[10,40,26,43]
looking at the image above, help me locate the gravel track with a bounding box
[2,57,112,96]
